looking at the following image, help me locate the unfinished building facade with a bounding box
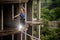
[0,0,41,40]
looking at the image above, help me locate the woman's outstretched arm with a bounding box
[12,13,20,19]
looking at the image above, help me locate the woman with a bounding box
[13,7,25,25]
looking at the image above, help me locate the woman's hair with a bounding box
[20,6,25,12]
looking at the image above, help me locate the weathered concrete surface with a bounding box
[0,0,29,4]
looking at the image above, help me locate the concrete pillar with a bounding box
[12,4,14,40]
[37,0,41,40]
[25,3,27,40]
[1,5,3,30]
[16,32,21,40]
[12,34,14,40]
[27,0,33,40]
[0,5,1,30]
[32,0,34,40]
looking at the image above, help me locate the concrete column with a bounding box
[27,0,33,40]
[32,0,34,40]
[12,4,14,20]
[0,5,1,30]
[12,4,14,40]
[21,32,23,40]
[1,5,3,30]
[25,3,27,40]
[37,0,41,40]
[16,33,21,40]
[12,34,14,40]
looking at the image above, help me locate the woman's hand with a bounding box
[12,14,20,20]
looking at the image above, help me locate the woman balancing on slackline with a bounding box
[13,7,25,25]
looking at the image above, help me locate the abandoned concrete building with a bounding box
[0,0,41,40]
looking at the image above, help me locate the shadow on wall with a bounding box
[3,4,20,29]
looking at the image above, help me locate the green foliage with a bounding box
[41,22,60,40]
[41,7,60,21]
[49,8,56,20]
[41,8,50,20]
[33,0,60,40]
[33,0,37,18]
[49,7,60,20]
[41,0,52,7]
[33,31,37,36]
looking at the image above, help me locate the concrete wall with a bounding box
[0,0,28,4]
[3,4,20,30]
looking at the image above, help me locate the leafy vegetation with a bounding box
[33,0,60,40]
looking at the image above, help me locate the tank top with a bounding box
[20,13,25,20]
